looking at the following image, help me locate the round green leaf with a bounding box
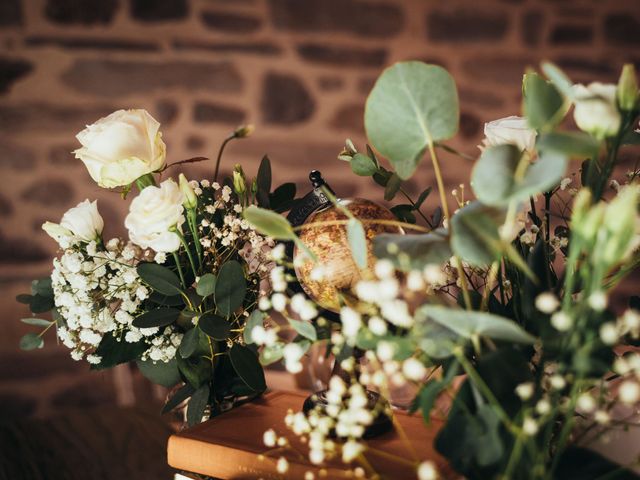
[229,343,266,392]
[16,293,32,304]
[523,72,565,129]
[374,229,452,271]
[187,383,210,426]
[243,206,296,240]
[21,317,52,327]
[350,153,378,176]
[137,263,182,296]
[136,357,181,387]
[259,343,284,365]
[179,328,200,358]
[132,308,180,328]
[288,318,317,341]
[196,273,217,298]
[198,314,231,340]
[347,218,368,269]
[450,202,505,266]
[244,310,264,345]
[215,260,247,317]
[19,333,44,351]
[29,294,54,313]
[365,61,459,179]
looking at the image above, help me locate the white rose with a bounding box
[481,115,537,152]
[125,179,185,253]
[74,109,166,188]
[573,83,621,139]
[43,199,104,244]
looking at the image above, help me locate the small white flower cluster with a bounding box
[52,238,182,364]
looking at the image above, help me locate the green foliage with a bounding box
[472,145,567,207]
[243,310,264,345]
[215,261,247,317]
[537,131,601,158]
[243,206,296,240]
[384,173,402,200]
[19,333,44,351]
[187,384,210,427]
[523,72,565,129]
[450,202,505,266]
[229,344,266,392]
[20,318,52,327]
[179,327,200,358]
[350,153,378,176]
[195,273,216,297]
[132,307,180,328]
[259,343,284,365]
[137,263,183,296]
[346,218,368,269]
[269,183,297,213]
[373,229,452,271]
[162,383,195,414]
[137,357,181,387]
[256,155,272,207]
[365,61,459,179]
[199,314,231,340]
[91,334,147,370]
[288,319,317,341]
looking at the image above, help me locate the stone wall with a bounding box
[1,0,639,418]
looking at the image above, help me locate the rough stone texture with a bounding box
[268,0,403,37]
[0,231,49,264]
[297,44,387,67]
[45,0,119,25]
[317,76,344,91]
[261,73,315,124]
[201,10,262,32]
[459,112,481,139]
[155,99,179,125]
[49,145,77,166]
[549,24,593,45]
[0,0,22,26]
[130,0,189,22]
[0,193,13,216]
[172,39,281,55]
[0,141,37,170]
[522,10,544,46]
[428,8,509,42]
[20,178,75,206]
[0,57,32,94]
[330,103,364,132]
[61,59,243,97]
[25,36,159,52]
[604,14,640,46]
[193,101,246,124]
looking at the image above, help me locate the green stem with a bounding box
[176,230,198,279]
[134,173,156,191]
[399,187,434,228]
[214,135,234,182]
[504,433,525,479]
[187,209,203,268]
[172,252,187,289]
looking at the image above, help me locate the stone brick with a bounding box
[20,178,74,206]
[549,24,593,45]
[186,135,206,151]
[604,14,640,46]
[0,393,37,419]
[49,145,77,166]
[25,36,159,52]
[0,231,49,263]
[0,192,13,216]
[193,101,245,125]
[427,8,508,42]
[201,11,262,33]
[130,0,188,22]
[462,55,534,85]
[52,377,116,408]
[155,99,179,125]
[317,76,344,91]
[45,0,119,25]
[268,0,403,38]
[459,87,504,109]
[0,104,116,133]
[0,57,32,94]
[261,73,315,125]
[297,44,387,67]
[61,59,243,97]
[0,0,22,26]
[460,112,481,139]
[330,103,364,132]
[554,57,615,79]
[172,39,281,55]
[522,10,544,46]
[358,76,377,95]
[0,141,36,170]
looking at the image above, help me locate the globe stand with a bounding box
[286,171,393,439]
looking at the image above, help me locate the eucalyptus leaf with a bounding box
[523,72,565,129]
[137,263,182,296]
[162,383,195,414]
[20,317,52,327]
[537,131,600,158]
[32,277,53,298]
[365,61,459,179]
[244,310,265,344]
[19,333,43,351]
[196,273,217,298]
[16,294,32,304]
[199,314,231,340]
[418,305,536,344]
[347,218,368,269]
[256,155,272,208]
[269,183,297,213]
[132,308,180,328]
[384,173,402,201]
[289,318,317,341]
[450,201,505,266]
[243,205,296,240]
[415,186,432,208]
[187,384,210,426]
[259,343,284,365]
[136,357,181,387]
[229,343,266,391]
[29,294,54,313]
[215,260,247,317]
[374,229,452,271]
[92,334,147,370]
[350,153,378,176]
[472,144,567,207]
[390,204,416,224]
[541,62,574,99]
[179,328,200,358]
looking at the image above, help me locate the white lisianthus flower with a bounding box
[572,83,621,139]
[125,179,185,253]
[43,199,104,244]
[42,222,73,246]
[481,116,537,152]
[74,109,166,188]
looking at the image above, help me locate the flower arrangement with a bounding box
[17,109,291,424]
[242,61,640,478]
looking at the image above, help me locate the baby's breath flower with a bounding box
[594,410,610,425]
[551,312,573,331]
[599,322,619,345]
[417,460,438,480]
[515,382,534,401]
[276,457,289,474]
[263,429,277,447]
[535,292,560,314]
[619,381,640,404]
[588,291,608,311]
[522,417,539,436]
[577,393,596,413]
[402,358,427,381]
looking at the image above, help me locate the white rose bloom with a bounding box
[74,109,166,188]
[481,116,537,152]
[573,83,621,139]
[43,199,104,244]
[125,179,185,253]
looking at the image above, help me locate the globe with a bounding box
[293,198,402,312]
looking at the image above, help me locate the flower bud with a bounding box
[573,83,621,139]
[233,124,254,138]
[232,164,246,195]
[617,64,639,112]
[178,173,197,209]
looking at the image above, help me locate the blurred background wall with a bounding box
[1,0,639,420]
